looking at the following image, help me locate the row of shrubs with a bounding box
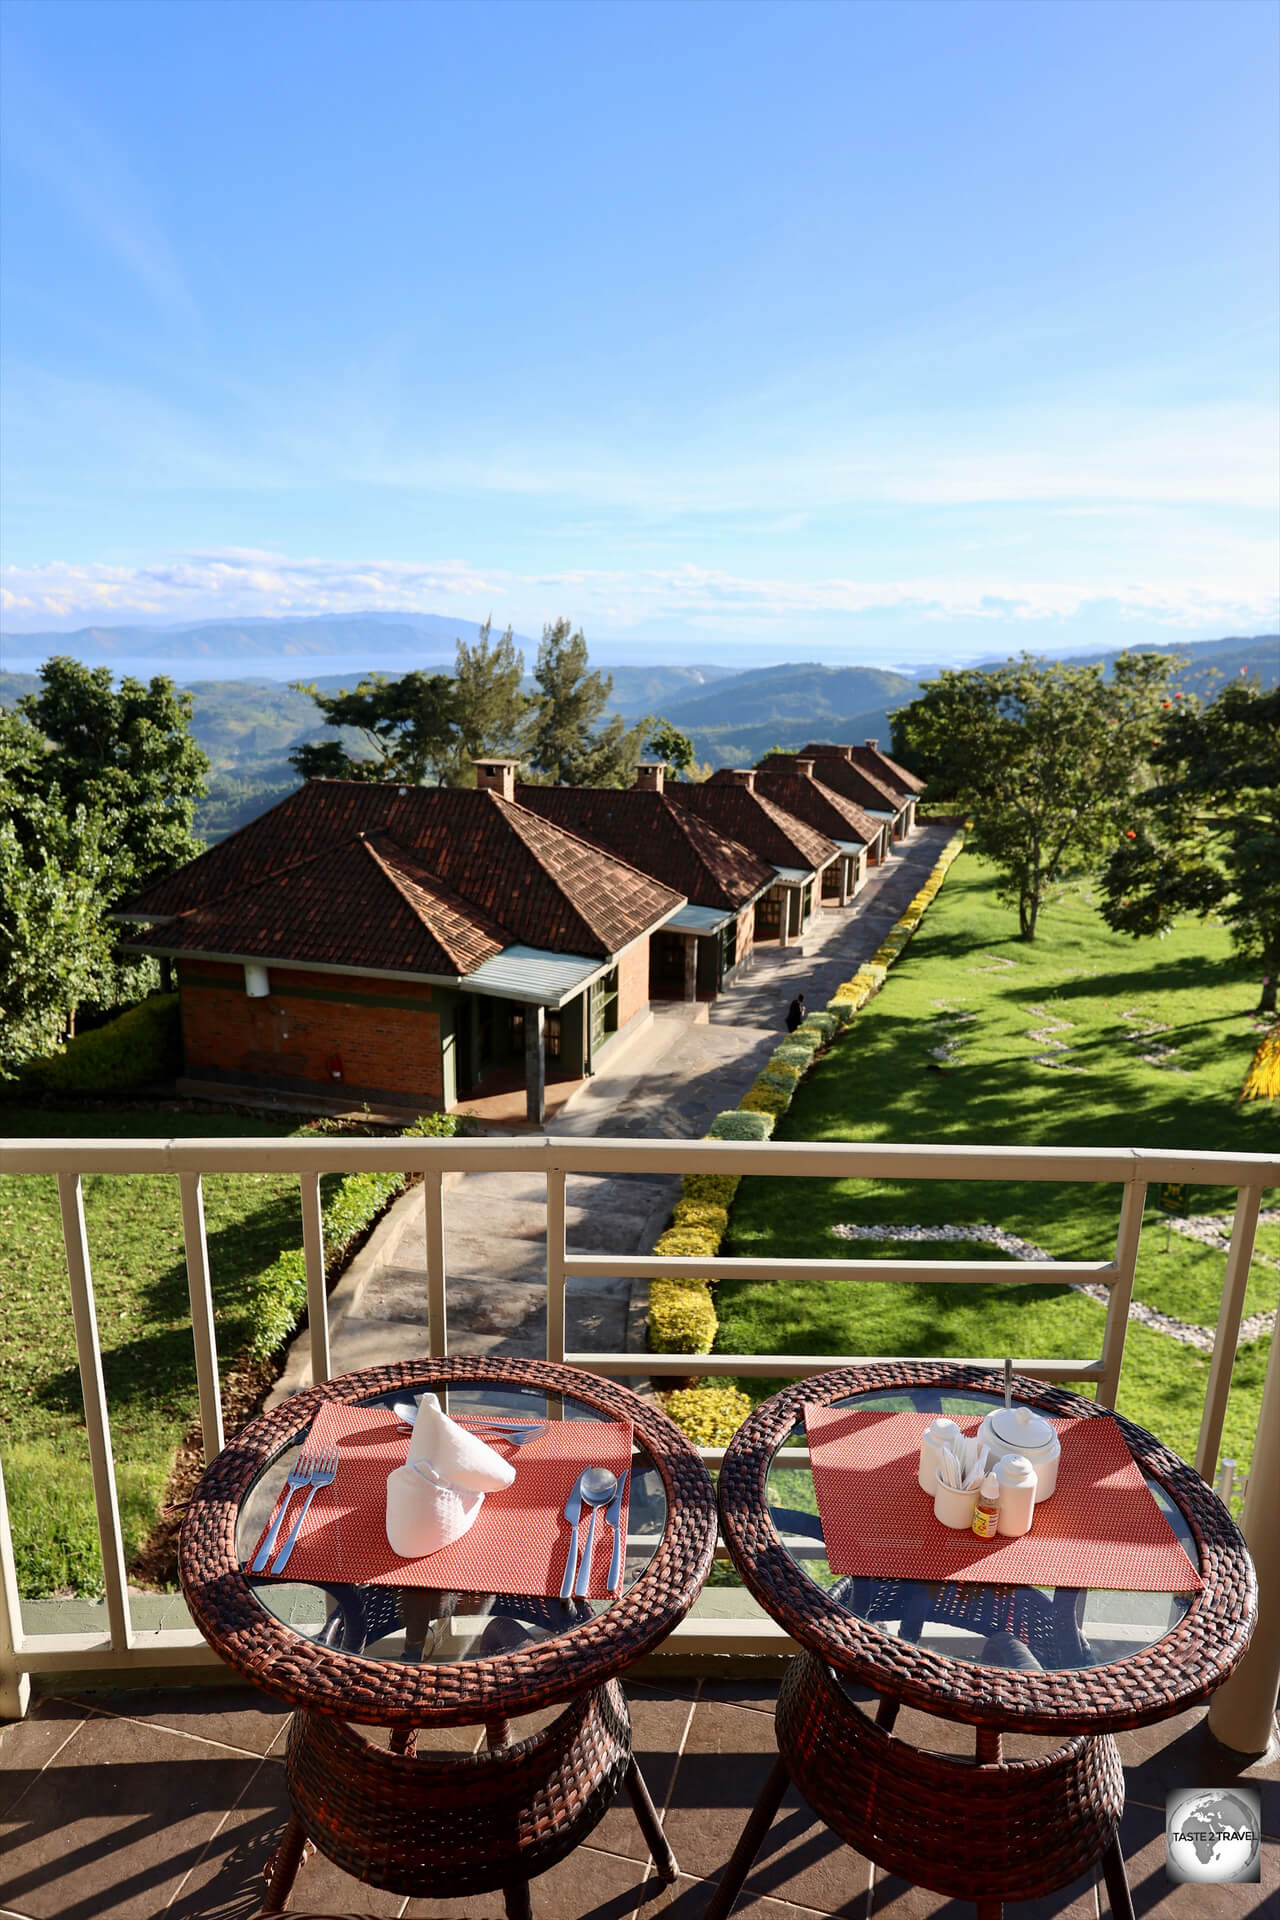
[246,1112,459,1359]
[649,831,966,1435]
[2,993,182,1098]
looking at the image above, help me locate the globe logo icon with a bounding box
[1165,1788,1261,1884]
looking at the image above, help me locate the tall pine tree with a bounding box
[523,619,645,787]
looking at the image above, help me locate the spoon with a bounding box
[573,1467,618,1600]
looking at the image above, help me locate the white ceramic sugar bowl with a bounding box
[976,1404,1061,1500]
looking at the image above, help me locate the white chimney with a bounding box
[728,768,757,791]
[794,758,815,778]
[865,738,879,751]
[634,761,666,793]
[473,759,517,801]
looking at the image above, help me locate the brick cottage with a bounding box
[515,762,775,1003]
[116,773,683,1123]
[665,770,841,946]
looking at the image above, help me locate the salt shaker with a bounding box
[918,1416,962,1493]
[994,1453,1037,1537]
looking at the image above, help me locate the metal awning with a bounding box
[462,945,608,1008]
[771,866,812,885]
[834,839,866,855]
[665,903,733,935]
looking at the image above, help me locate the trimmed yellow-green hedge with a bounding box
[651,830,967,1442]
[772,1036,819,1069]
[647,1280,718,1354]
[706,1109,774,1141]
[681,1171,741,1209]
[671,1198,731,1236]
[8,994,181,1098]
[660,1381,754,1446]
[739,1081,792,1117]
[653,1223,721,1262]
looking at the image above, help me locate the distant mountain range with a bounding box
[0,611,491,675]
[0,612,743,692]
[1,626,1274,844]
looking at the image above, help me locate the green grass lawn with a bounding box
[721,853,1277,1475]
[0,1104,308,1596]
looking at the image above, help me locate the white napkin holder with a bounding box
[386,1392,515,1558]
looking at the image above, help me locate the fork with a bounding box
[268,1447,340,1575]
[250,1451,320,1573]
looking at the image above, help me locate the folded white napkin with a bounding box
[386,1392,515,1558]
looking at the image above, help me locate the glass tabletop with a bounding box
[235,1383,668,1669]
[767,1385,1197,1674]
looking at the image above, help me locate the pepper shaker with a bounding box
[995,1453,1037,1536]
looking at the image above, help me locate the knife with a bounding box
[605,1470,629,1595]
[559,1470,588,1602]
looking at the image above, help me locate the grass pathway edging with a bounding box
[645,831,968,1418]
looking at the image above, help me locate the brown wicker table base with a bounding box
[261,1680,675,1918]
[704,1653,1134,1920]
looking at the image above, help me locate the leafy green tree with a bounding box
[287,736,389,782]
[893,651,1176,939]
[441,619,530,785]
[523,618,645,786]
[0,709,116,1065]
[644,719,698,779]
[17,656,209,896]
[289,670,455,785]
[1100,681,1280,1009]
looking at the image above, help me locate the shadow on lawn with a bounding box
[997,952,1254,1003]
[35,1188,301,1420]
[788,1008,1259,1156]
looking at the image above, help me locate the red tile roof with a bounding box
[664,780,838,872]
[119,782,682,978]
[514,786,774,912]
[792,747,905,814]
[750,768,878,846]
[120,833,508,976]
[844,743,925,795]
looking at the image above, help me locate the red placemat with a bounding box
[247,1402,634,1597]
[803,1407,1202,1593]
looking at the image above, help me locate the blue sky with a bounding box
[1,0,1276,666]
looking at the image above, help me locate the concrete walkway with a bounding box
[270,825,950,1399]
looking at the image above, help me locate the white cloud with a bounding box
[2,547,1275,637]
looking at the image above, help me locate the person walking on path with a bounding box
[785,992,806,1033]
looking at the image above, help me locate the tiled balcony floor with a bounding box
[0,1676,1275,1920]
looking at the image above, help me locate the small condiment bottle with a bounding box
[971,1471,1001,1539]
[994,1453,1036,1537]
[918,1416,962,1493]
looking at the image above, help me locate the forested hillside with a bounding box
[2,632,1274,844]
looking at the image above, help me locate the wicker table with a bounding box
[711,1362,1257,1920]
[179,1356,717,1917]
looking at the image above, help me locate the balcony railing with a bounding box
[1,1134,1276,1747]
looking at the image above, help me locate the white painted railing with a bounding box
[0,1136,1276,1738]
